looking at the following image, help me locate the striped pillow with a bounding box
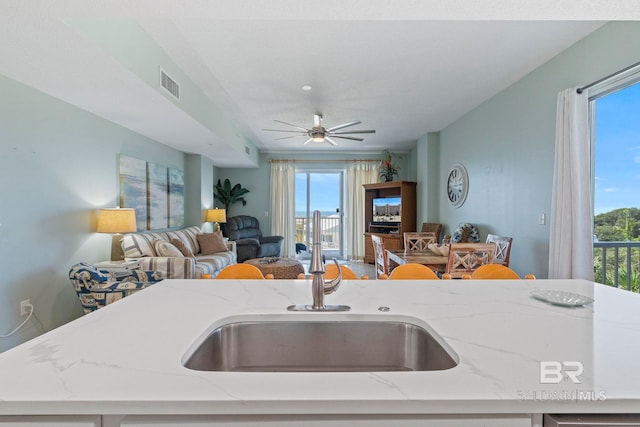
[122,232,162,258]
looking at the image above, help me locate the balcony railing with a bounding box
[594,241,640,293]
[296,215,341,251]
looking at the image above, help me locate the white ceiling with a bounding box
[2,1,636,167]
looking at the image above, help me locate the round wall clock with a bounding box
[447,163,469,208]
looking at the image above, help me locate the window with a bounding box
[294,171,344,259]
[591,70,640,290]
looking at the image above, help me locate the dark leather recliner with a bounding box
[222,215,284,262]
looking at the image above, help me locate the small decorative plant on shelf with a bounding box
[214,178,250,213]
[379,150,401,182]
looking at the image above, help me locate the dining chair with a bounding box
[421,222,443,243]
[444,243,496,279]
[403,232,437,252]
[464,264,535,280]
[216,264,274,279]
[297,264,369,280]
[382,263,440,280]
[325,264,369,280]
[371,234,389,279]
[486,234,513,267]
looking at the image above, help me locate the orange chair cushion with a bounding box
[388,263,440,280]
[470,264,520,279]
[216,264,267,279]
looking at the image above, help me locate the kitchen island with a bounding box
[1,278,640,426]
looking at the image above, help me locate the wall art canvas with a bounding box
[148,163,169,230]
[168,168,185,227]
[119,155,148,230]
[119,155,184,231]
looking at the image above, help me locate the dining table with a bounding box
[386,248,448,273]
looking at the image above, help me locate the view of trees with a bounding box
[594,208,640,292]
[594,208,640,242]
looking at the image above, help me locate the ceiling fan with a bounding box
[263,114,375,146]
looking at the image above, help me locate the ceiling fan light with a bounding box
[311,131,325,142]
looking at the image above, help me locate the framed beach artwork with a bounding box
[119,156,148,230]
[148,163,169,230]
[119,155,184,230]
[168,168,185,227]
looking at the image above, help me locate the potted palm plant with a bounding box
[214,179,250,213]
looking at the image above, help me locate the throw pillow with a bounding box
[154,240,184,257]
[197,232,228,255]
[169,238,195,257]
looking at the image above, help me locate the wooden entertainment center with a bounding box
[363,180,417,264]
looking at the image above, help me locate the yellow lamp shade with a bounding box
[97,208,137,233]
[206,208,226,224]
[97,208,136,261]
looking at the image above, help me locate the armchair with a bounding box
[222,215,284,262]
[69,262,164,314]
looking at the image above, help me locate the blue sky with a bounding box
[295,172,341,214]
[594,81,640,215]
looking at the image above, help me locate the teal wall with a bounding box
[433,21,640,279]
[0,74,210,352]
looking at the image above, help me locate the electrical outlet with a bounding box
[20,299,31,316]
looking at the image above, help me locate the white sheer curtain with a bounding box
[346,161,379,260]
[548,88,594,280]
[270,161,296,258]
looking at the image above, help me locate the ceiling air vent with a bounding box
[160,68,180,101]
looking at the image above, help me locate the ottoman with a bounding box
[244,258,305,279]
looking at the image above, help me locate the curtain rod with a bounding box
[268,159,380,163]
[577,60,640,94]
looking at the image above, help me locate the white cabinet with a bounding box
[0,416,100,426]
[104,414,533,427]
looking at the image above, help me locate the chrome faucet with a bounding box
[288,210,350,312]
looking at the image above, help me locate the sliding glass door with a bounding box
[295,171,344,260]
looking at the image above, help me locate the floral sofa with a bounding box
[121,226,237,279]
[69,262,164,314]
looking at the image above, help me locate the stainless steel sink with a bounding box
[182,319,458,372]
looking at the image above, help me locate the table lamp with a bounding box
[97,207,137,261]
[206,208,226,233]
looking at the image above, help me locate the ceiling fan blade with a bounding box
[331,135,364,142]
[262,128,308,133]
[324,136,338,146]
[326,120,361,132]
[303,138,313,145]
[330,130,376,135]
[275,135,305,140]
[313,114,323,128]
[273,120,309,132]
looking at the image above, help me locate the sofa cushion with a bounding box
[197,231,228,255]
[137,256,196,279]
[154,240,183,257]
[195,251,238,278]
[122,232,164,258]
[175,226,202,254]
[170,238,194,257]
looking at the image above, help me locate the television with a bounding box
[372,196,401,222]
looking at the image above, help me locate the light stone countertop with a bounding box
[1,278,640,416]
